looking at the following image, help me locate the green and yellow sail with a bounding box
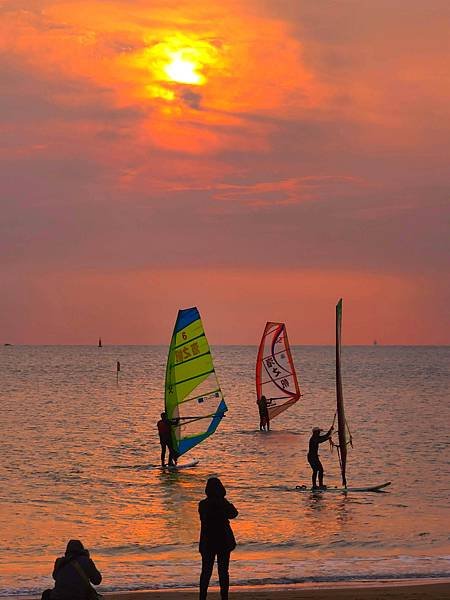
[165,307,227,457]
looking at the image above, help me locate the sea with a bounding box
[0,345,449,595]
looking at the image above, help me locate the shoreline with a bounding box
[108,580,450,599]
[5,578,450,600]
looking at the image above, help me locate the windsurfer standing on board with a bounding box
[257,395,270,431]
[307,425,334,489]
[157,412,177,467]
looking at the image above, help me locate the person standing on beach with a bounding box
[307,426,334,489]
[198,477,238,600]
[42,539,102,600]
[257,395,270,431]
[157,412,177,467]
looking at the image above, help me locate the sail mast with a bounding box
[336,299,347,488]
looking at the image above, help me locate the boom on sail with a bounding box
[164,307,227,458]
[256,322,301,420]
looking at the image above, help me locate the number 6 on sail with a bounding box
[165,307,227,464]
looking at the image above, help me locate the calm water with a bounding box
[0,345,449,595]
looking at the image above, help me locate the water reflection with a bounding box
[299,493,353,545]
[1,345,449,593]
[154,470,200,545]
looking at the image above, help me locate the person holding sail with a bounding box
[257,395,270,431]
[307,425,334,489]
[157,412,178,467]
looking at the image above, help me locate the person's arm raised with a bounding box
[85,556,102,585]
[225,500,238,519]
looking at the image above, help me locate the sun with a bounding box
[164,51,204,85]
[132,34,221,102]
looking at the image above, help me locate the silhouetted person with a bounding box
[307,426,334,489]
[157,412,177,466]
[257,395,270,431]
[198,477,238,600]
[42,539,101,600]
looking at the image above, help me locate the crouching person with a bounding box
[42,539,102,600]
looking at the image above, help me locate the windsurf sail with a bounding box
[164,307,227,457]
[255,322,301,420]
[334,298,352,487]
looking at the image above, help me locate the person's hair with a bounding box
[161,412,166,419]
[65,540,85,556]
[205,477,226,498]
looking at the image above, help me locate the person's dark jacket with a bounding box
[198,496,238,554]
[157,419,171,444]
[308,428,333,459]
[51,542,101,600]
[257,397,269,418]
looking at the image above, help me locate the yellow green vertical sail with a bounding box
[164,307,227,457]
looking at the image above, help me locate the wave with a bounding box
[2,572,450,597]
[90,542,183,555]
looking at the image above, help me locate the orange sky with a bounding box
[1,0,449,344]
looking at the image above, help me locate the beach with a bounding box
[107,582,450,600]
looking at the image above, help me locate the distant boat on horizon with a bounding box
[373,340,378,346]
[98,337,102,348]
[4,343,12,346]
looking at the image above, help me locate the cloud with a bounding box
[207,176,365,208]
[0,57,144,126]
[180,88,202,110]
[0,0,449,342]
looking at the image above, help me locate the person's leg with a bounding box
[168,445,176,466]
[160,443,166,466]
[312,467,318,488]
[199,551,215,600]
[217,551,231,600]
[308,457,318,488]
[318,460,324,487]
[259,415,264,430]
[266,415,270,431]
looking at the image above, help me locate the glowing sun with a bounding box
[164,52,204,85]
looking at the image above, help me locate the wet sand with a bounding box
[108,581,450,600]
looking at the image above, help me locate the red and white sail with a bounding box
[255,322,301,420]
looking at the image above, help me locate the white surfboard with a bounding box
[162,459,199,471]
[295,481,391,493]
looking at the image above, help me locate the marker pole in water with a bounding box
[116,361,121,385]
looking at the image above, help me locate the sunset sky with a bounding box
[1,0,449,344]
